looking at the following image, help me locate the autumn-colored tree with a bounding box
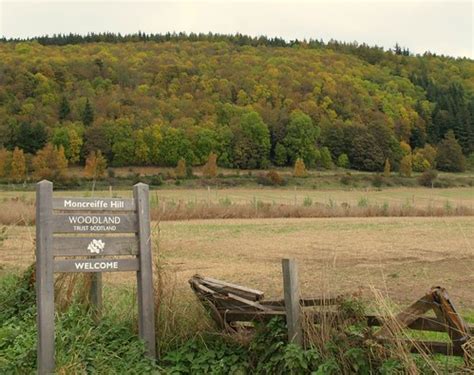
[10,147,27,183]
[33,144,68,182]
[0,148,11,178]
[399,155,412,177]
[203,152,218,178]
[400,141,412,156]
[176,158,186,178]
[84,150,107,179]
[293,157,307,177]
[383,158,391,177]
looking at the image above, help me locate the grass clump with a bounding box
[0,268,159,374]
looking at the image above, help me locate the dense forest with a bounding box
[0,32,473,179]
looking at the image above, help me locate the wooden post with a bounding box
[36,180,55,374]
[282,258,302,346]
[89,272,102,321]
[134,183,157,358]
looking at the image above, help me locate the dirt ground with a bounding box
[1,216,473,310]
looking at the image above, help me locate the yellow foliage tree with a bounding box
[176,158,186,178]
[399,155,412,177]
[203,152,218,178]
[10,147,27,183]
[400,141,412,157]
[84,150,107,179]
[383,158,391,177]
[0,148,11,178]
[33,144,68,182]
[293,157,307,177]
[68,129,83,164]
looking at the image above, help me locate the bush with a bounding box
[337,153,350,169]
[149,174,163,186]
[257,170,285,186]
[418,170,438,187]
[372,174,384,188]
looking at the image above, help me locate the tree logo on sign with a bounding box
[87,239,105,254]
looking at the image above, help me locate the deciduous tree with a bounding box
[10,147,26,183]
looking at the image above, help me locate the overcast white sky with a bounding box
[0,0,472,58]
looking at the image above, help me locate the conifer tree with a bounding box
[82,98,94,126]
[59,96,71,121]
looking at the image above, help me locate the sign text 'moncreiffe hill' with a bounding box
[63,199,125,209]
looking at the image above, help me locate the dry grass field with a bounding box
[1,186,473,207]
[2,216,473,310]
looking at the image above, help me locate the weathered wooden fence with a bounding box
[190,259,473,360]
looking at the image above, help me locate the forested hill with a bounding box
[0,33,473,173]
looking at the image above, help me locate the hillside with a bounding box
[0,34,473,175]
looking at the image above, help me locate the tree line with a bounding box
[0,34,472,180]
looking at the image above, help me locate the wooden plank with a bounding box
[375,293,435,338]
[53,236,138,256]
[52,197,135,211]
[36,180,55,375]
[282,258,302,346]
[52,214,137,233]
[199,276,265,301]
[227,293,273,311]
[134,183,156,359]
[54,258,139,273]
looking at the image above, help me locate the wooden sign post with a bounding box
[35,180,156,374]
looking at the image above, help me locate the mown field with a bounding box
[2,215,473,309]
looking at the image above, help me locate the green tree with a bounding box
[233,111,270,169]
[337,153,350,169]
[319,147,333,169]
[59,96,71,121]
[283,110,320,167]
[436,130,466,172]
[273,143,287,166]
[82,98,94,126]
[158,127,195,167]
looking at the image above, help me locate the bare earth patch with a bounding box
[1,216,473,309]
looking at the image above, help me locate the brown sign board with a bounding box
[52,197,135,211]
[54,258,139,273]
[52,236,138,256]
[35,181,156,374]
[52,213,137,233]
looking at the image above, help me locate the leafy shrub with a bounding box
[257,170,285,186]
[418,169,438,187]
